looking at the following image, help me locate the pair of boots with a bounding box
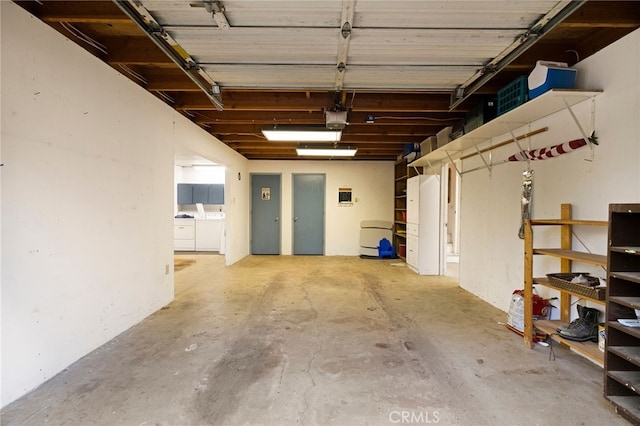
[556,305,601,342]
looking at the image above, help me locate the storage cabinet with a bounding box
[523,203,608,365]
[193,184,209,204]
[177,184,194,204]
[174,218,196,251]
[207,184,224,204]
[605,203,640,424]
[174,218,225,252]
[177,183,224,205]
[406,175,440,275]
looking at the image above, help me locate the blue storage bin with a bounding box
[528,60,577,99]
[497,77,528,116]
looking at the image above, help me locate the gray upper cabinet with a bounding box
[208,184,224,204]
[177,183,224,205]
[177,184,194,204]
[193,184,209,204]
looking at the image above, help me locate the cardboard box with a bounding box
[436,126,452,148]
[420,136,438,155]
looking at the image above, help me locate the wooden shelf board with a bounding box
[530,219,608,227]
[611,272,640,285]
[605,395,640,422]
[609,321,640,340]
[607,370,640,394]
[611,246,640,255]
[608,346,640,366]
[394,233,407,239]
[534,319,604,364]
[533,277,606,304]
[533,248,607,266]
[610,297,640,310]
[409,89,602,168]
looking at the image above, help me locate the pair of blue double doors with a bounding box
[250,174,325,255]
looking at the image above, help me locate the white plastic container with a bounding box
[528,60,577,99]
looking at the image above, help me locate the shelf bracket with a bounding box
[561,97,594,147]
[444,151,461,176]
[504,123,530,168]
[422,158,434,175]
[471,143,492,175]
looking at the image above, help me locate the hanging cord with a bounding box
[547,334,557,361]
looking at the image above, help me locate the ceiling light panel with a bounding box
[263,128,342,142]
[296,147,357,157]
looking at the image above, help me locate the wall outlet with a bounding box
[165,264,170,275]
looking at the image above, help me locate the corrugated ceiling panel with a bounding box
[352,1,559,28]
[143,0,558,29]
[347,29,523,66]
[138,0,571,91]
[342,66,476,90]
[166,28,339,65]
[201,64,336,88]
[141,0,343,27]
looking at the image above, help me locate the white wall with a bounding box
[178,166,226,185]
[0,2,247,407]
[249,161,394,255]
[458,28,640,312]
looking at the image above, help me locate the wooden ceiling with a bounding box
[15,1,640,161]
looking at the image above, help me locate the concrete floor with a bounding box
[1,255,625,425]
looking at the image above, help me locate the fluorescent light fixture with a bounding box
[296,147,357,157]
[262,127,342,142]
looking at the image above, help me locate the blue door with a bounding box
[251,174,281,254]
[293,174,325,255]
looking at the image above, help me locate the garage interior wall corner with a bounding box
[0,2,199,407]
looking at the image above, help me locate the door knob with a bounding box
[294,217,298,221]
[275,217,279,222]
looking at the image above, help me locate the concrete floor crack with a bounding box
[300,353,317,426]
[300,285,320,426]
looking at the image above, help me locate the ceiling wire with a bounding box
[118,64,148,84]
[60,22,107,54]
[155,91,175,104]
[349,90,356,109]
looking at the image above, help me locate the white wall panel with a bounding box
[458,28,640,312]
